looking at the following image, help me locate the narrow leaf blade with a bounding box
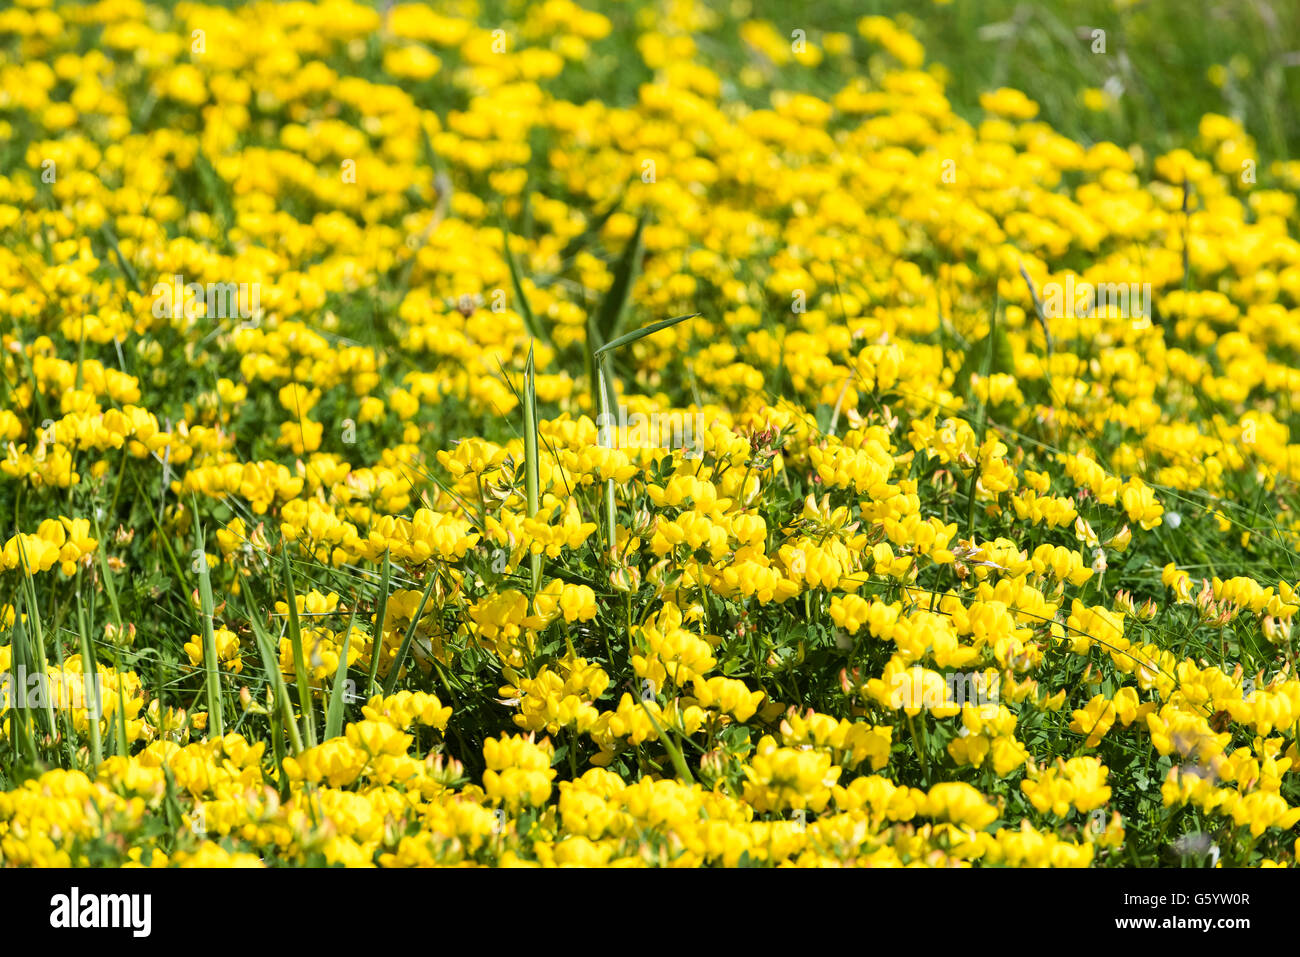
[502,217,547,344]
[593,208,649,345]
[593,312,698,358]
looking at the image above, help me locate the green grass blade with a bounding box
[955,303,1013,398]
[193,145,234,243]
[637,697,695,784]
[99,224,142,296]
[10,589,38,762]
[324,600,357,740]
[75,587,102,770]
[592,208,648,347]
[245,592,304,756]
[193,521,224,739]
[523,343,542,596]
[93,520,123,628]
[557,188,627,265]
[365,550,392,698]
[18,569,57,738]
[15,538,57,737]
[592,312,698,359]
[280,549,317,748]
[1017,258,1053,358]
[595,357,618,557]
[501,216,547,344]
[382,570,438,697]
[111,669,128,757]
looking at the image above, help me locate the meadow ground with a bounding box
[1,0,1300,869]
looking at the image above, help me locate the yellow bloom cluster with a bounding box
[2,0,1300,869]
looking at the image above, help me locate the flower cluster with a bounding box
[1,0,1299,868]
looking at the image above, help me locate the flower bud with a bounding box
[609,562,640,593]
[105,621,136,648]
